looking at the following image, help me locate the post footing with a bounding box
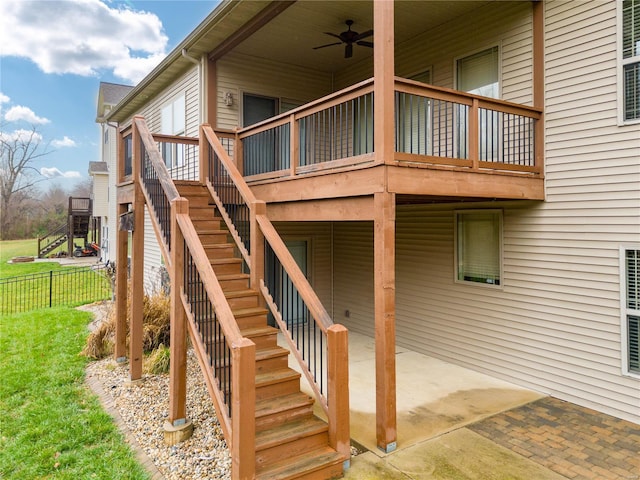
[163,419,193,446]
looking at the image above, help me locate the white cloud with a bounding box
[0,0,168,84]
[40,167,81,179]
[4,105,50,124]
[0,128,44,143]
[52,136,77,148]
[0,93,9,104]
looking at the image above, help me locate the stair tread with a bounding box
[255,447,344,480]
[255,346,290,362]
[217,272,250,280]
[255,416,329,451]
[241,325,278,339]
[202,242,235,249]
[210,257,242,265]
[224,289,259,299]
[231,306,269,317]
[256,368,301,388]
[255,392,314,418]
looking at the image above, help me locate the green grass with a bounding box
[0,307,150,480]
[0,238,66,278]
[0,239,111,314]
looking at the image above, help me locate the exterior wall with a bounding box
[216,52,333,130]
[273,222,333,316]
[333,222,375,336]
[333,0,640,424]
[120,66,201,281]
[92,173,109,217]
[138,66,200,137]
[335,1,534,106]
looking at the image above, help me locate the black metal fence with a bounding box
[0,267,112,314]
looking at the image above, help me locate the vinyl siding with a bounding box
[92,174,109,217]
[333,222,375,336]
[273,222,333,316]
[216,52,333,130]
[137,66,200,137]
[334,1,534,106]
[333,0,640,424]
[143,206,165,295]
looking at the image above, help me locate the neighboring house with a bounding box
[93,81,134,263]
[99,1,639,478]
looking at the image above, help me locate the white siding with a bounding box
[335,1,534,106]
[92,174,109,217]
[333,0,640,424]
[143,206,165,295]
[273,222,333,315]
[333,222,374,336]
[216,52,333,129]
[138,66,200,137]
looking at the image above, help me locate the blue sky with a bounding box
[0,0,216,192]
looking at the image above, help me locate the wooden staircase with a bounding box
[176,181,346,480]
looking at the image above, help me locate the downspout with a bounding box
[182,49,203,125]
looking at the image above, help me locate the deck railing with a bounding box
[133,117,255,478]
[203,124,351,458]
[153,133,200,181]
[238,79,376,181]
[235,77,542,180]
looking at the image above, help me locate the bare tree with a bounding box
[0,125,51,238]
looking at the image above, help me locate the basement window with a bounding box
[455,210,502,287]
[622,247,640,375]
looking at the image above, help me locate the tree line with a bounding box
[1,124,92,240]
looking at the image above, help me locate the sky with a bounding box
[0,0,217,193]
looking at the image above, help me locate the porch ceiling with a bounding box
[233,0,494,73]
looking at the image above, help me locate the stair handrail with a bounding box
[133,117,256,477]
[37,222,68,257]
[202,124,350,459]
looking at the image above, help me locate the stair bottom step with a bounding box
[256,447,345,480]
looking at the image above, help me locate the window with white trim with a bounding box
[622,0,640,121]
[161,94,186,168]
[622,248,640,375]
[455,210,502,286]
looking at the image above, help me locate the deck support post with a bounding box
[231,338,256,480]
[199,123,211,184]
[250,200,266,295]
[374,0,395,166]
[373,191,397,453]
[533,0,545,173]
[129,117,145,382]
[328,324,351,463]
[165,197,193,444]
[114,202,129,363]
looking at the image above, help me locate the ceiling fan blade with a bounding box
[357,41,374,48]
[323,32,343,40]
[353,29,373,42]
[313,41,343,50]
[345,43,353,58]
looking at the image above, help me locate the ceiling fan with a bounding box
[313,20,373,58]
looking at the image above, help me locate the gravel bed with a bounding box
[86,351,231,480]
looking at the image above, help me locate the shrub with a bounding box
[81,287,171,360]
[144,344,171,374]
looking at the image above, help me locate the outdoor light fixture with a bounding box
[223,92,233,106]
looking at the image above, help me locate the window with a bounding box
[457,46,500,160]
[622,0,640,121]
[455,210,502,286]
[622,247,640,375]
[161,94,186,168]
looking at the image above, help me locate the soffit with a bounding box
[108,0,495,122]
[233,1,494,73]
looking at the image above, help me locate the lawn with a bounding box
[0,238,66,278]
[0,239,111,314]
[0,307,150,480]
